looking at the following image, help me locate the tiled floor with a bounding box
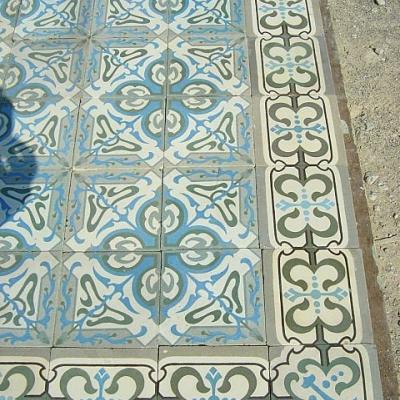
[0,0,384,399]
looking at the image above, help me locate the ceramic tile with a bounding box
[264,248,373,346]
[269,344,383,399]
[4,39,87,99]
[92,0,168,37]
[0,348,50,398]
[254,95,347,166]
[64,169,162,252]
[165,96,254,167]
[159,249,266,345]
[48,348,157,399]
[74,97,165,169]
[0,96,79,170]
[162,167,259,249]
[0,169,69,252]
[257,165,359,249]
[54,252,160,348]
[168,35,250,97]
[14,0,92,39]
[0,252,60,347]
[168,0,245,35]
[0,0,19,39]
[158,346,269,399]
[84,36,167,98]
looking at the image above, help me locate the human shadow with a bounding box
[0,89,38,228]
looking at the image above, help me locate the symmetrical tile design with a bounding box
[0,0,384,398]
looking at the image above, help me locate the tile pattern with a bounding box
[0,0,384,398]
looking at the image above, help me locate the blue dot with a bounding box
[312,282,318,288]
[314,301,320,308]
[339,371,344,377]
[332,375,338,382]
[312,276,317,281]
[322,380,330,388]
[304,210,309,215]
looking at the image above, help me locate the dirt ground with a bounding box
[324,0,400,397]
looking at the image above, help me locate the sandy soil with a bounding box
[324,0,400,397]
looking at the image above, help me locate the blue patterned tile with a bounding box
[15,0,92,39]
[4,39,86,99]
[165,96,254,166]
[92,0,168,37]
[168,35,250,96]
[54,252,160,347]
[75,97,164,169]
[168,0,245,35]
[0,169,69,252]
[84,37,167,98]
[162,167,259,249]
[0,0,19,38]
[0,96,79,169]
[64,170,162,252]
[160,249,266,345]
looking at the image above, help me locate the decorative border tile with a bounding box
[158,346,269,399]
[159,249,266,345]
[257,165,359,249]
[162,167,259,249]
[48,348,157,399]
[54,252,160,348]
[269,344,383,399]
[64,169,162,252]
[263,248,373,346]
[74,97,165,169]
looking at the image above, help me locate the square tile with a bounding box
[15,0,92,39]
[0,0,19,38]
[168,0,245,35]
[92,0,168,37]
[84,36,167,98]
[64,169,162,252]
[165,96,254,166]
[4,39,87,99]
[254,95,347,166]
[0,169,70,252]
[257,165,359,249]
[252,36,323,96]
[0,252,61,347]
[264,248,373,346]
[0,96,79,170]
[54,252,160,347]
[158,346,269,399]
[0,348,50,398]
[159,249,266,345]
[269,344,383,399]
[162,167,259,249]
[49,348,157,399]
[168,35,250,97]
[74,97,165,169]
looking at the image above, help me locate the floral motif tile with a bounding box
[264,249,373,346]
[269,344,383,399]
[75,97,165,168]
[92,0,168,37]
[249,0,315,37]
[162,167,259,249]
[54,252,160,347]
[0,169,69,252]
[48,348,157,399]
[257,165,359,249]
[0,348,50,398]
[168,0,245,35]
[168,35,250,96]
[0,252,60,347]
[84,37,167,98]
[159,249,265,345]
[4,39,86,99]
[14,0,92,39]
[0,96,79,170]
[254,95,346,166]
[254,36,323,96]
[158,346,269,399]
[165,96,254,166]
[64,169,162,252]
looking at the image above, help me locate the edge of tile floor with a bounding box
[320,1,400,398]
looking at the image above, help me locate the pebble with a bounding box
[375,0,386,5]
[364,171,379,185]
